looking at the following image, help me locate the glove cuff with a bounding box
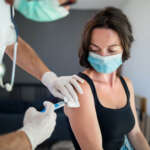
[41,71,58,88]
[19,127,36,150]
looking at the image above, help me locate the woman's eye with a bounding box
[109,49,115,53]
[89,49,99,52]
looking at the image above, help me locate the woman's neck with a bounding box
[83,69,118,88]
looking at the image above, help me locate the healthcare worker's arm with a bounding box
[124,77,150,150]
[6,37,84,108]
[64,81,104,150]
[6,37,50,81]
[0,131,32,150]
[0,101,56,150]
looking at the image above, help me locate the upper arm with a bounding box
[123,77,141,137]
[64,81,103,150]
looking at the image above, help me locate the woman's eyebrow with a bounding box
[90,43,101,49]
[90,43,121,48]
[109,44,121,47]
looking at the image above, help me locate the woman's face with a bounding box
[89,28,123,56]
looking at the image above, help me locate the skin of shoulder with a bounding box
[64,79,94,116]
[64,79,103,150]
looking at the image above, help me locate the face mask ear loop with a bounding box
[4,6,18,92]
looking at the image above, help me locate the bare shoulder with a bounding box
[64,78,95,116]
[64,77,103,150]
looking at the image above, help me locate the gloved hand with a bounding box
[41,72,84,108]
[20,101,57,150]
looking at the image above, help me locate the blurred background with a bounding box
[0,0,150,149]
[3,0,150,114]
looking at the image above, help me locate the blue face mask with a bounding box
[14,0,69,22]
[88,52,123,74]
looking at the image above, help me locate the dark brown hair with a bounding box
[79,7,134,75]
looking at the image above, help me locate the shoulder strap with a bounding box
[119,76,130,102]
[78,72,99,105]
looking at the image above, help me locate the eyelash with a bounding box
[89,49,97,51]
[109,49,115,53]
[89,49,115,53]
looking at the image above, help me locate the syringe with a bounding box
[41,101,65,112]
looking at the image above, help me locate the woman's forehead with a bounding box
[91,28,121,46]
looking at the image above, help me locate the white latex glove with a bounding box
[41,72,84,108]
[20,101,57,150]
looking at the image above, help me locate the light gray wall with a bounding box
[4,10,96,83]
[122,0,150,115]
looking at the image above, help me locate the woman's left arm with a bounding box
[124,77,150,150]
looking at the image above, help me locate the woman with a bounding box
[64,7,150,150]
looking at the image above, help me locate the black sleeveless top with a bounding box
[66,72,135,150]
